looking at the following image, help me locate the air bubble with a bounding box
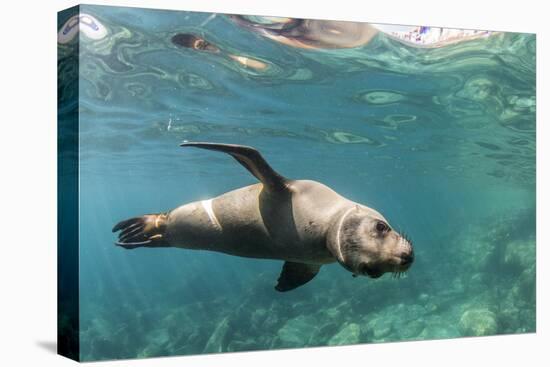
[383,114,417,124]
[327,131,383,146]
[357,90,407,105]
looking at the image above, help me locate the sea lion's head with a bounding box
[171,33,220,53]
[327,205,414,278]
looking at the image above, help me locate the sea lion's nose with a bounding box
[400,252,414,265]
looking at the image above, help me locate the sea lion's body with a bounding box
[113,142,414,291]
[165,180,351,264]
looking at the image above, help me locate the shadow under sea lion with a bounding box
[113,142,414,291]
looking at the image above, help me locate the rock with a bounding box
[418,293,429,304]
[424,302,439,313]
[147,328,170,347]
[465,273,485,293]
[273,315,317,348]
[322,304,344,320]
[419,322,461,339]
[459,309,498,336]
[203,316,230,353]
[137,343,169,359]
[250,308,268,328]
[262,306,281,330]
[497,307,521,333]
[399,320,425,340]
[518,266,536,302]
[365,316,393,341]
[328,323,361,346]
[401,304,426,321]
[503,239,535,273]
[93,337,122,360]
[311,321,341,344]
[227,339,262,352]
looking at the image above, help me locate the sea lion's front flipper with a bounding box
[180,142,288,192]
[275,262,321,292]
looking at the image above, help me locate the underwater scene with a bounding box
[58,5,536,361]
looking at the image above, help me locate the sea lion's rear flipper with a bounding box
[180,142,288,192]
[112,213,169,249]
[275,262,321,292]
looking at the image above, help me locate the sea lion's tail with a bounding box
[112,213,169,249]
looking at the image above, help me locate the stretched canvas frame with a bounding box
[58,4,536,362]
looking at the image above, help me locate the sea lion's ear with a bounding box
[180,142,288,192]
[275,262,321,292]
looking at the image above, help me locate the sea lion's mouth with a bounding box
[363,266,383,278]
[393,234,414,279]
[400,253,414,266]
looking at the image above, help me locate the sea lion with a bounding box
[112,142,414,291]
[171,33,221,53]
[171,33,268,71]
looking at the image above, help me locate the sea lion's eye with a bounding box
[376,221,389,233]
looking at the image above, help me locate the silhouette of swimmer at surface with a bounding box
[229,15,379,49]
[171,33,268,71]
[229,15,497,49]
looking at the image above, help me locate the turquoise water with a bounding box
[58,5,536,361]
